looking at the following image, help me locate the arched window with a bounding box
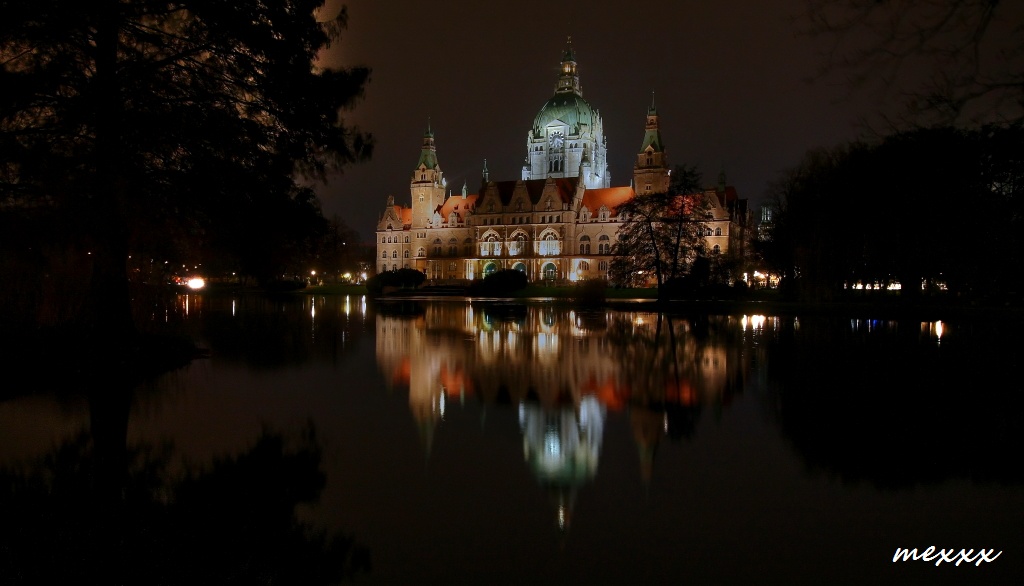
[392,250,398,258]
[599,261,608,271]
[405,236,410,243]
[542,262,557,280]
[417,248,426,257]
[404,250,409,258]
[598,235,611,255]
[540,232,560,256]
[579,260,590,271]
[715,227,722,236]
[381,237,386,244]
[712,244,721,255]
[509,233,527,256]
[482,234,500,256]
[579,235,591,255]
[381,251,387,258]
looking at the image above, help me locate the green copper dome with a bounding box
[533,93,596,137]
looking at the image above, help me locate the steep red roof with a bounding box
[394,205,413,228]
[580,186,635,216]
[436,194,480,221]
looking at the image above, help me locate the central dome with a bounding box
[533,93,595,137]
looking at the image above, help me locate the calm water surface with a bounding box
[2,295,1023,585]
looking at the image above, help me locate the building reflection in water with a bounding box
[375,301,750,528]
[518,396,604,531]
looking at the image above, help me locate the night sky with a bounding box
[314,0,885,241]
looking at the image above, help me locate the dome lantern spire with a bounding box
[555,36,581,96]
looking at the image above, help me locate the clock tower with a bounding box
[410,126,446,229]
[522,39,610,188]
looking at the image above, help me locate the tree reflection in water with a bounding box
[0,393,369,585]
[764,317,1024,488]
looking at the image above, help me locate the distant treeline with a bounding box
[759,124,1024,303]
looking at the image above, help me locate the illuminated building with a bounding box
[375,40,752,283]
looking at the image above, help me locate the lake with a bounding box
[1,294,1022,584]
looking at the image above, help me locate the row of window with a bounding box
[385,234,617,258]
[381,260,613,276]
[386,217,715,245]
[481,215,564,225]
[387,243,701,259]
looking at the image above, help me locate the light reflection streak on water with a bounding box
[741,315,766,331]
[922,320,945,343]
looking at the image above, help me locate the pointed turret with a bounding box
[639,93,664,154]
[633,96,670,194]
[416,124,439,170]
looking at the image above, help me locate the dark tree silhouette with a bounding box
[0,422,370,584]
[609,165,710,296]
[803,0,1024,126]
[0,1,371,348]
[763,124,1024,302]
[469,268,529,296]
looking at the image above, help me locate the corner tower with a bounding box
[523,39,609,188]
[410,126,446,229]
[633,96,670,194]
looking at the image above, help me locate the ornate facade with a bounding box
[376,41,751,284]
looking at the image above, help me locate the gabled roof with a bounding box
[388,205,412,228]
[580,186,635,216]
[485,177,579,206]
[436,194,480,220]
[706,186,742,209]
